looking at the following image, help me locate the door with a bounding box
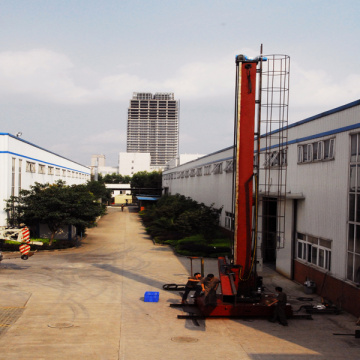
[262,197,277,264]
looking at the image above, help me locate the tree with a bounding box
[141,194,223,241]
[131,171,162,195]
[102,173,131,184]
[4,180,105,245]
[86,180,112,203]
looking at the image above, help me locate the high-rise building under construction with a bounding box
[126,92,179,168]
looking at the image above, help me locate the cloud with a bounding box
[0,49,90,103]
[291,61,360,110]
[163,57,234,99]
[0,48,238,104]
[0,48,358,117]
[79,129,126,145]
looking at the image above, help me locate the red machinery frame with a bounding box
[195,55,292,318]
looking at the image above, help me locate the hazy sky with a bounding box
[1,0,359,166]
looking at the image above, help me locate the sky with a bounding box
[1,0,360,166]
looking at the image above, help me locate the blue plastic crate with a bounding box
[144,291,159,302]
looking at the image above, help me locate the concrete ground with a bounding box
[0,206,359,360]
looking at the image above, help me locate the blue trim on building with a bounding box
[259,122,360,152]
[164,99,360,171]
[260,99,360,138]
[165,120,360,171]
[0,133,90,171]
[0,151,90,175]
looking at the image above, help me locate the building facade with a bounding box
[127,92,179,168]
[118,152,151,176]
[0,133,91,227]
[162,99,360,317]
[90,154,118,178]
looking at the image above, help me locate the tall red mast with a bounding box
[233,56,258,278]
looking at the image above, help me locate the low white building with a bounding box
[105,183,132,205]
[118,152,151,176]
[0,133,91,228]
[162,99,360,317]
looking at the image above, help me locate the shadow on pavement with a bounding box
[93,263,166,290]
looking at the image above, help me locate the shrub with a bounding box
[141,194,222,241]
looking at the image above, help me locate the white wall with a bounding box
[162,101,360,283]
[118,152,151,176]
[0,133,90,227]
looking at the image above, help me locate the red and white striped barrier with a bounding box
[19,243,31,255]
[21,227,30,243]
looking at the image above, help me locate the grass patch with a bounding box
[1,237,79,251]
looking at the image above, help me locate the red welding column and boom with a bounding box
[233,58,257,279]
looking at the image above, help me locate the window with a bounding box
[298,138,335,164]
[297,146,303,163]
[18,159,22,193]
[38,164,46,174]
[196,167,202,176]
[204,165,212,175]
[55,168,60,176]
[26,161,36,173]
[264,149,287,167]
[348,133,360,284]
[224,160,233,173]
[324,138,335,160]
[313,141,324,160]
[48,166,54,175]
[296,232,331,271]
[11,158,16,196]
[212,162,223,174]
[305,144,313,162]
[225,211,234,230]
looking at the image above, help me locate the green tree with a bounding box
[86,180,112,203]
[141,194,222,241]
[4,181,105,245]
[131,171,162,195]
[102,173,131,184]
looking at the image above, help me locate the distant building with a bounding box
[90,154,118,177]
[118,152,151,176]
[91,154,106,167]
[0,133,90,230]
[127,92,179,168]
[105,184,132,205]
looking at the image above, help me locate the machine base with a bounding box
[195,294,293,318]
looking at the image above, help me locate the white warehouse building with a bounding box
[162,99,360,318]
[0,133,91,229]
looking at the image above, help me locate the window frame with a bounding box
[296,232,332,271]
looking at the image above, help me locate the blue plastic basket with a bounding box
[144,291,159,302]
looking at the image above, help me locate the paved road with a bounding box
[0,206,359,359]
